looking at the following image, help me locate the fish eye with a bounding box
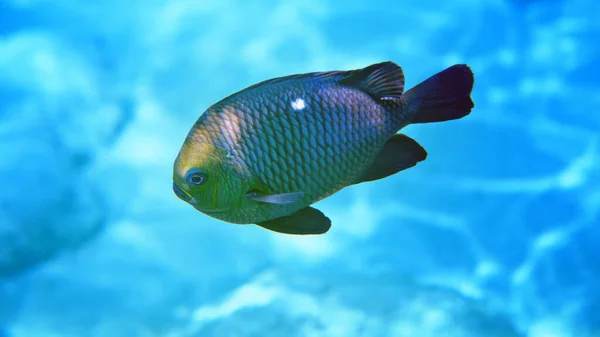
[185,168,208,186]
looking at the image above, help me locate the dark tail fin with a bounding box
[402,64,474,124]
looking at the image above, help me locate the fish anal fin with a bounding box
[354,134,427,185]
[256,207,331,235]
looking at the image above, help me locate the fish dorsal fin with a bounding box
[237,71,343,93]
[214,71,344,105]
[340,61,405,100]
[215,62,404,105]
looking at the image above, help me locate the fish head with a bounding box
[172,127,248,216]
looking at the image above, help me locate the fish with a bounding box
[173,61,474,235]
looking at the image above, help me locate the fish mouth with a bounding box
[173,183,227,213]
[173,183,192,202]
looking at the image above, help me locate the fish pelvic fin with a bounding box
[340,61,405,100]
[402,64,474,124]
[256,207,331,235]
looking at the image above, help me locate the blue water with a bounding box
[1,0,599,336]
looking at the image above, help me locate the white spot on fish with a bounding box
[291,98,305,111]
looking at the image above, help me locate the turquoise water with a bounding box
[1,0,599,336]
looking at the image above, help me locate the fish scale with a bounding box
[225,84,395,208]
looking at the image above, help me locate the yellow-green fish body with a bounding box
[173,62,474,235]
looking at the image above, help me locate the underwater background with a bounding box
[1,0,599,336]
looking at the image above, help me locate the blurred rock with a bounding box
[0,31,131,276]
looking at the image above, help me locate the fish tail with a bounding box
[402,64,474,124]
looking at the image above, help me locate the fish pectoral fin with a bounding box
[246,190,304,205]
[353,134,427,185]
[340,61,405,100]
[256,207,331,235]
